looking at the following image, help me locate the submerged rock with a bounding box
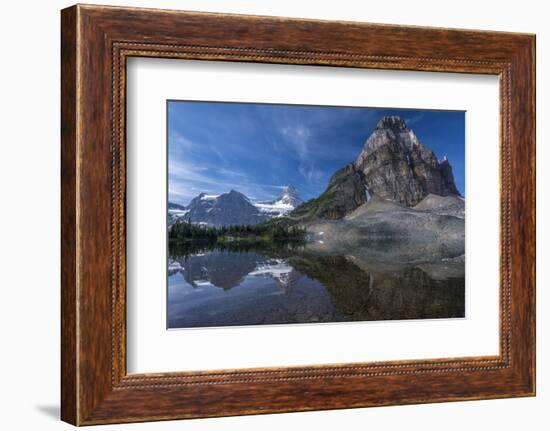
[305,198,465,264]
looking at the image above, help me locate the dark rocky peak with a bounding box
[187,192,214,208]
[291,163,367,221]
[223,189,249,200]
[375,115,408,132]
[354,116,460,207]
[362,116,422,157]
[215,190,254,208]
[323,164,368,219]
[184,190,268,227]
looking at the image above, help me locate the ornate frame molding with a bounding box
[61,5,535,425]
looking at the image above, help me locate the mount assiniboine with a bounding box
[168,185,303,227]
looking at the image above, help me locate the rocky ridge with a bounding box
[168,185,304,227]
[356,116,459,206]
[292,115,462,221]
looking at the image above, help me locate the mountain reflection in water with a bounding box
[167,243,465,329]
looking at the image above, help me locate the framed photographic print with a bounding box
[61,4,536,425]
[165,102,466,330]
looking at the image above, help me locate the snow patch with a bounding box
[168,209,189,216]
[168,262,182,271]
[195,280,213,287]
[253,201,295,217]
[249,260,293,278]
[200,194,219,200]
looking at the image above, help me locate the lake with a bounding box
[167,245,465,329]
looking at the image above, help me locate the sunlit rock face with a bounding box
[355,116,460,207]
[291,115,462,221]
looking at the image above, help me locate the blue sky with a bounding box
[168,101,465,205]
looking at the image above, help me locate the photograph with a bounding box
[166,101,466,329]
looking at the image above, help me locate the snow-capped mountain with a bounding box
[185,190,269,227]
[277,185,303,207]
[168,185,303,227]
[254,185,304,218]
[167,202,189,225]
[169,253,300,293]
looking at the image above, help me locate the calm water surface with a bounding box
[167,247,465,329]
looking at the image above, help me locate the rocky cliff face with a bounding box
[292,115,461,221]
[355,116,459,206]
[290,163,368,220]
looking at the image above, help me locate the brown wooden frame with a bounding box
[61,4,536,426]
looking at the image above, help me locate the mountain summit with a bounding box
[275,185,303,208]
[254,185,303,218]
[182,190,269,227]
[355,115,460,206]
[374,115,408,133]
[291,116,461,220]
[168,186,304,227]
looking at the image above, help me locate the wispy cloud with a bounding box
[168,129,195,151]
[298,163,324,184]
[169,160,215,184]
[169,187,203,202]
[168,159,287,204]
[280,123,311,160]
[167,101,465,203]
[404,112,425,126]
[274,113,329,187]
[169,127,228,164]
